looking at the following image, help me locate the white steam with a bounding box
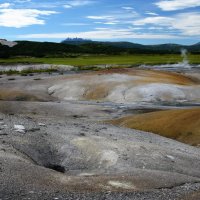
[140,48,193,70]
[180,49,190,67]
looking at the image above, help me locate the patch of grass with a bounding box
[0,54,199,67]
[5,70,19,76]
[21,68,58,74]
[0,68,58,76]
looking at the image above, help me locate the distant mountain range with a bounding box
[61,38,92,45]
[0,39,199,58]
[62,38,200,53]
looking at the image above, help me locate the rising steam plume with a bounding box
[180,49,190,68]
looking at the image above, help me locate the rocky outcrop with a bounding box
[0,39,17,47]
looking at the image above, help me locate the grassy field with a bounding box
[0,54,199,66]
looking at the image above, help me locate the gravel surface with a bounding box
[0,68,200,199]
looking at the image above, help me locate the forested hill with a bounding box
[0,40,199,58]
[62,39,200,53]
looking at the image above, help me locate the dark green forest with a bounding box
[0,40,200,58]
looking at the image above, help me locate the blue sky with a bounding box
[0,0,200,44]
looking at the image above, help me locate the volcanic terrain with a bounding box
[0,64,200,199]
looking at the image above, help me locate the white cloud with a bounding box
[173,12,200,35]
[122,7,134,10]
[0,3,11,8]
[0,9,57,28]
[94,22,103,24]
[68,0,94,6]
[87,11,138,26]
[63,5,72,8]
[145,12,159,16]
[62,23,89,26]
[103,22,118,25]
[133,12,200,36]
[18,28,181,40]
[86,6,138,28]
[14,0,31,3]
[155,0,200,11]
[94,20,120,25]
[134,16,172,26]
[148,27,164,30]
[129,27,143,30]
[87,15,114,20]
[64,0,95,8]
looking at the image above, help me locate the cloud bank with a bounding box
[0,9,57,28]
[155,0,200,11]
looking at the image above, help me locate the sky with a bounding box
[0,0,200,44]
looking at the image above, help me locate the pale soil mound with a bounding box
[48,69,200,103]
[110,108,200,146]
[94,68,198,85]
[1,69,199,103]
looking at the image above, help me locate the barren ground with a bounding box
[0,65,200,200]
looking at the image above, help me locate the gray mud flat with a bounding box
[0,69,200,200]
